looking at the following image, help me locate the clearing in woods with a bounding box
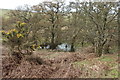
[2,46,118,78]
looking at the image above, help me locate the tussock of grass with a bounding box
[99,57,113,62]
[98,55,116,62]
[73,60,90,67]
[108,69,118,78]
[72,54,118,78]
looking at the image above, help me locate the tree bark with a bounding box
[70,43,75,52]
[96,45,103,57]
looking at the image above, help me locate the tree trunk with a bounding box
[50,31,55,50]
[96,45,103,57]
[118,3,120,56]
[70,43,75,52]
[51,32,55,44]
[104,44,111,54]
[81,40,84,47]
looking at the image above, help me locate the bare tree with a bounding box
[83,2,118,56]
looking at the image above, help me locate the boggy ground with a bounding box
[2,46,119,78]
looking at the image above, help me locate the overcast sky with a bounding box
[0,0,46,9]
[0,0,75,10]
[0,0,118,9]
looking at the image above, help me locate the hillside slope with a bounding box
[0,9,11,18]
[2,47,118,78]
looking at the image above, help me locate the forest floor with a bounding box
[1,46,119,78]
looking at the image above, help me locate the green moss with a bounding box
[73,60,90,67]
[108,69,118,78]
[99,56,115,62]
[110,46,118,53]
[108,63,117,68]
[118,54,120,57]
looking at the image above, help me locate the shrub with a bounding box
[1,21,34,59]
